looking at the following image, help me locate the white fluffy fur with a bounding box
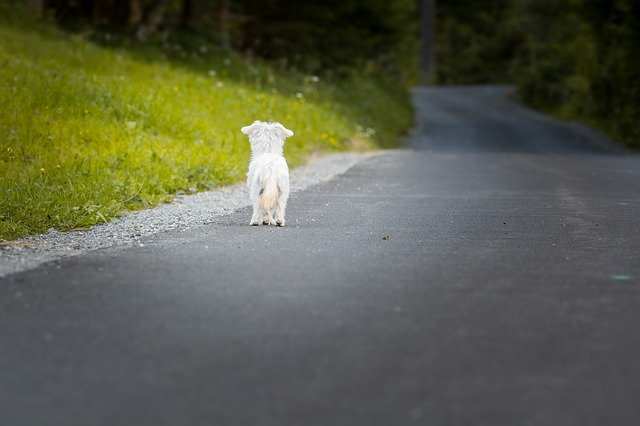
[241,121,293,226]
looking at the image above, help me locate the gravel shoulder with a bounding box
[0,152,376,278]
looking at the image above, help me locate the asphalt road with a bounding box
[2,86,640,426]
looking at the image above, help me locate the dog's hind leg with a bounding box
[275,191,288,227]
[274,174,289,227]
[250,201,262,226]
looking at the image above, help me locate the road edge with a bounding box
[0,151,381,278]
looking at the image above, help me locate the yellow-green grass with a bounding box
[0,13,412,240]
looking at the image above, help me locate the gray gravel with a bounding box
[0,152,374,278]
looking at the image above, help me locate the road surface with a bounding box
[2,86,640,426]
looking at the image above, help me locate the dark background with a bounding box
[26,0,640,148]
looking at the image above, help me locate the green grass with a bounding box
[0,11,413,240]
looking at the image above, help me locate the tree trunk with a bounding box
[217,0,231,49]
[27,0,44,18]
[136,0,170,40]
[92,0,111,25]
[419,0,436,84]
[180,0,193,29]
[129,0,143,26]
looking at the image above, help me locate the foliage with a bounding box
[435,0,520,84]
[30,0,419,85]
[235,0,419,83]
[436,0,640,148]
[0,7,413,240]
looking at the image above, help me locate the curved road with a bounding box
[2,86,640,425]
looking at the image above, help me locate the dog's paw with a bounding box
[276,220,285,227]
[249,221,260,226]
[262,220,270,225]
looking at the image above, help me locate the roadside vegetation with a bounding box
[0,1,416,240]
[436,0,640,149]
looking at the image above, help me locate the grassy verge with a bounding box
[0,11,413,240]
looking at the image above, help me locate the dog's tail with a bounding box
[259,176,279,211]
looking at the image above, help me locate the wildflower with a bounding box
[296,92,304,99]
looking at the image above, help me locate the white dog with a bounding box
[241,121,293,226]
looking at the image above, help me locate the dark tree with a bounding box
[419,0,435,83]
